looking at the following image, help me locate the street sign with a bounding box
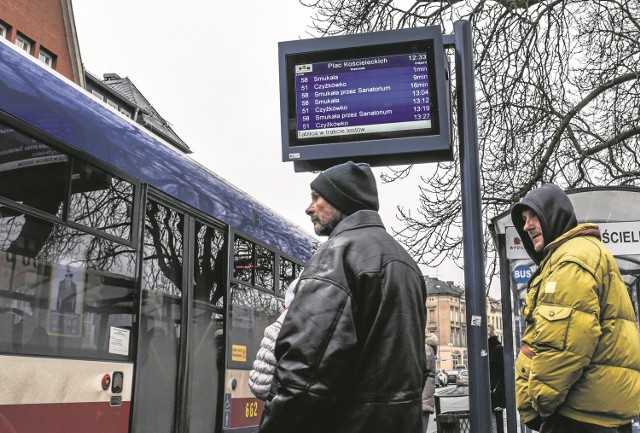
[506,222,640,259]
[505,226,529,260]
[599,221,640,256]
[513,264,532,284]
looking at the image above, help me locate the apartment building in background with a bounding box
[425,276,503,370]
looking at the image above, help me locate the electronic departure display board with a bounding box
[279,26,452,172]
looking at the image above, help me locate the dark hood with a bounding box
[510,184,577,265]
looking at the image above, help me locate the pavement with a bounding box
[429,385,640,433]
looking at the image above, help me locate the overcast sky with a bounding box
[72,0,466,285]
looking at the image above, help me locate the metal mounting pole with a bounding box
[445,19,493,433]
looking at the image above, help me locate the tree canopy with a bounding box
[301,0,640,284]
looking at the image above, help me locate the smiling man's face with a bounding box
[522,209,545,252]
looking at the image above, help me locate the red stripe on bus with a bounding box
[0,401,130,433]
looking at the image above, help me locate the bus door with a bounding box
[133,199,226,433]
[222,235,282,433]
[185,219,225,433]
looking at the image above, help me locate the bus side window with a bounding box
[25,326,50,352]
[193,222,225,307]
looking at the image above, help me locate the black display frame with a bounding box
[278,26,452,172]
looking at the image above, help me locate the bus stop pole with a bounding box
[452,19,492,433]
[496,232,519,433]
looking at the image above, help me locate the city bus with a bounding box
[0,39,312,433]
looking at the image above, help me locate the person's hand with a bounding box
[524,415,542,431]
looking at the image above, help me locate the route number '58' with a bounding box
[246,401,259,418]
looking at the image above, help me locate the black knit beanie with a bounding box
[310,161,379,215]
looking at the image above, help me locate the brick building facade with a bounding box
[0,0,83,85]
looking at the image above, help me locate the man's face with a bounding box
[305,190,344,236]
[522,209,545,252]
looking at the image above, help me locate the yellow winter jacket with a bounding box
[515,224,640,427]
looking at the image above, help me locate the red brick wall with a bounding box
[0,0,76,81]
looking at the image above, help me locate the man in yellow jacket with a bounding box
[511,183,640,433]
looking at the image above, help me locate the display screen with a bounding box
[295,51,434,140]
[278,26,452,170]
[286,40,440,147]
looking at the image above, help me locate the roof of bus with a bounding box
[0,41,312,262]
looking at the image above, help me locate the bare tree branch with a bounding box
[300,0,640,286]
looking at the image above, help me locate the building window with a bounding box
[38,48,55,68]
[106,99,118,110]
[0,22,7,39]
[119,107,132,118]
[91,90,104,101]
[15,34,32,54]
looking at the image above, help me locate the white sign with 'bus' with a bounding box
[506,221,640,260]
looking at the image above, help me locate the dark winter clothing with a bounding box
[511,184,640,430]
[310,161,379,215]
[488,335,505,410]
[258,210,427,433]
[538,413,632,433]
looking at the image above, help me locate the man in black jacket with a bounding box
[258,161,427,433]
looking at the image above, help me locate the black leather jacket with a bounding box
[259,210,427,433]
